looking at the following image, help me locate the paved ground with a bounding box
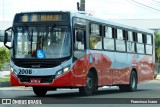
[1,80,160,107]
[1,72,160,107]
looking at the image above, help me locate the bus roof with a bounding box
[70,11,153,34]
[15,11,153,34]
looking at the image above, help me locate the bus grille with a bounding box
[18,75,55,83]
[11,57,70,68]
[12,59,61,68]
[15,63,58,68]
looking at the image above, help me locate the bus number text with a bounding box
[19,69,32,74]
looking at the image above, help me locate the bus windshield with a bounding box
[13,26,71,59]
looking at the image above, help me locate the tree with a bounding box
[154,32,160,63]
[156,48,160,63]
[0,47,10,70]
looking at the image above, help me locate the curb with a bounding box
[0,87,32,90]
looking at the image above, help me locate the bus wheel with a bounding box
[33,87,47,97]
[119,71,137,92]
[79,72,95,96]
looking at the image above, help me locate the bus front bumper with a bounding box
[10,71,73,87]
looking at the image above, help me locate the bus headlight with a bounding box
[63,66,70,73]
[55,66,70,78]
[55,70,63,78]
[11,67,18,77]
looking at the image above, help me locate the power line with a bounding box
[130,0,160,12]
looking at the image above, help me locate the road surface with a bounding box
[0,80,160,107]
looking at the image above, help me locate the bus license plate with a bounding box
[30,78,41,83]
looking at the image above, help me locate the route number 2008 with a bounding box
[19,69,32,74]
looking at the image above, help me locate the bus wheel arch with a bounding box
[119,69,138,92]
[79,67,98,95]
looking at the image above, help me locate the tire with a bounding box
[119,71,137,92]
[33,87,47,97]
[79,72,95,96]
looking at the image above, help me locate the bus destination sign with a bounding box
[15,13,68,22]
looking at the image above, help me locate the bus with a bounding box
[4,11,155,96]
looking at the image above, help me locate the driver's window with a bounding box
[75,29,85,50]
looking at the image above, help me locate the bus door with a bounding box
[73,25,87,86]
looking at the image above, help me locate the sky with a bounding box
[1,0,160,21]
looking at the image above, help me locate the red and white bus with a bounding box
[4,11,155,96]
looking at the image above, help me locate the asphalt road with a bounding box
[0,80,160,107]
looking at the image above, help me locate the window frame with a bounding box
[89,23,103,50]
[103,26,115,51]
[74,28,86,50]
[115,28,126,52]
[145,34,153,55]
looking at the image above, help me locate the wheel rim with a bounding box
[87,77,93,89]
[131,74,136,89]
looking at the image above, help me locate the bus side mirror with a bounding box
[4,32,8,44]
[4,27,13,50]
[77,2,80,11]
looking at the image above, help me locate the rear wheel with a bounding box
[33,87,47,97]
[79,72,95,95]
[119,71,137,92]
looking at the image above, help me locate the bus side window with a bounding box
[116,29,126,52]
[89,23,102,49]
[127,31,135,53]
[103,26,115,50]
[146,34,153,54]
[133,32,137,53]
[137,33,145,54]
[75,29,85,50]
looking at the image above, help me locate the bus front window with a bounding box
[13,26,71,59]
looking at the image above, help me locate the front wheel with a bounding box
[33,87,47,97]
[79,72,95,96]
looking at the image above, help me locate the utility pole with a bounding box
[80,0,85,11]
[3,0,4,21]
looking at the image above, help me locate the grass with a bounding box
[5,75,10,78]
[0,75,10,82]
[0,77,10,82]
